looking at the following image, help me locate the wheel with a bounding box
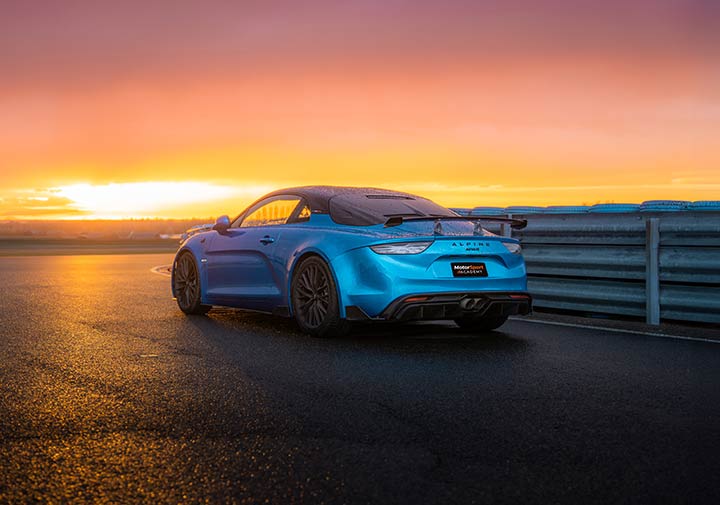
[454,315,508,332]
[291,256,350,338]
[173,252,211,315]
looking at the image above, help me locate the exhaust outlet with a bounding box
[460,298,482,310]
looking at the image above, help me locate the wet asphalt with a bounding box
[1,254,719,504]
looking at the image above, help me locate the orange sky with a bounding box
[1,0,718,219]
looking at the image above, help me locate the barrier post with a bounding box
[645,218,660,325]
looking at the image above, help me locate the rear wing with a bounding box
[383,215,527,230]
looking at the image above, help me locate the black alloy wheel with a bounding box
[174,252,210,315]
[291,256,350,337]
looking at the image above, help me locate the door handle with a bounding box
[260,236,275,245]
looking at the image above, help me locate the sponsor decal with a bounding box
[451,262,488,277]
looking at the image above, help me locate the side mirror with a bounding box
[212,215,231,233]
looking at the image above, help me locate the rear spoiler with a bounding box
[384,215,527,230]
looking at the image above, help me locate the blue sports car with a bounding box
[172,186,531,337]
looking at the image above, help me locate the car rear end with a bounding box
[331,232,531,322]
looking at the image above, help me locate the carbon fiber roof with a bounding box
[260,186,420,213]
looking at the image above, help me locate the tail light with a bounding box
[370,241,433,255]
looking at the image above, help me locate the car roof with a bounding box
[261,185,420,213]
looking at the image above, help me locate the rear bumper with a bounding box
[345,292,532,322]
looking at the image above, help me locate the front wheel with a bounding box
[173,252,211,315]
[454,315,508,332]
[291,256,350,338]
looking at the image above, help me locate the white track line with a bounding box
[151,265,172,277]
[510,317,720,344]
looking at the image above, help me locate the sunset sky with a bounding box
[1,0,718,219]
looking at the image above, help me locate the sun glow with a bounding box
[53,182,273,219]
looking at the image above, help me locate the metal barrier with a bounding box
[486,210,720,325]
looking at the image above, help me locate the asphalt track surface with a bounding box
[1,254,719,504]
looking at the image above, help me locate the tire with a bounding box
[454,315,508,332]
[173,252,211,315]
[291,256,350,338]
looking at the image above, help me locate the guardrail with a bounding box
[458,205,720,325]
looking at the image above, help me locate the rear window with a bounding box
[328,193,456,226]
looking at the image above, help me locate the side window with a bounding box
[238,196,302,228]
[293,204,312,223]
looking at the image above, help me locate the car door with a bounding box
[204,195,304,310]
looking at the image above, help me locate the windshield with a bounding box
[328,193,456,226]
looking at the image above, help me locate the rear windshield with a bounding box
[328,193,456,226]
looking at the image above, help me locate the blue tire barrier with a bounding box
[588,203,641,213]
[544,205,591,214]
[639,200,690,212]
[688,201,720,211]
[470,206,506,216]
[503,206,546,214]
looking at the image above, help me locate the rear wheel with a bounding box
[291,256,350,338]
[454,315,508,332]
[174,252,210,315]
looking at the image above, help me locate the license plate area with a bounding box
[451,262,488,277]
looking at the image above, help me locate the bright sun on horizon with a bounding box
[52,182,274,220]
[2,176,717,221]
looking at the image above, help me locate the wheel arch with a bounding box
[172,247,206,302]
[286,249,346,318]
